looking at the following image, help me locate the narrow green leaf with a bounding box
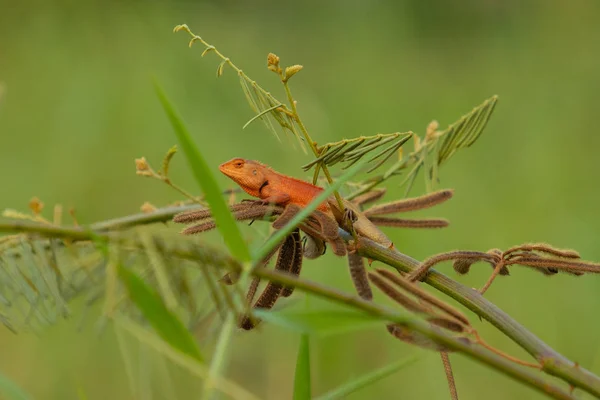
[201,313,236,399]
[254,308,381,337]
[293,334,311,400]
[0,371,31,400]
[242,103,283,129]
[315,356,419,400]
[253,157,369,263]
[117,264,204,362]
[153,80,251,262]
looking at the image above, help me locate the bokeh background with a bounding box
[1,0,600,399]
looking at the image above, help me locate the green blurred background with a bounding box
[1,0,600,399]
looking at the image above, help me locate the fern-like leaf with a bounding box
[301,132,413,174]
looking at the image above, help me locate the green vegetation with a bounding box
[1,2,600,399]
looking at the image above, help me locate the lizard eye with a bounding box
[234,161,243,168]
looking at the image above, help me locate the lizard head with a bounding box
[219,158,268,195]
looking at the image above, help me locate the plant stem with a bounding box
[234,265,575,400]
[281,80,346,211]
[175,25,292,116]
[355,235,600,398]
[1,217,599,397]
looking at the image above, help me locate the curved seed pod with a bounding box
[504,243,580,259]
[453,259,474,275]
[281,229,303,297]
[310,210,340,240]
[173,208,212,223]
[368,217,449,229]
[348,252,373,300]
[509,257,598,275]
[408,251,498,282]
[451,257,504,276]
[490,261,510,275]
[351,189,387,208]
[240,230,301,329]
[181,204,284,235]
[182,221,216,235]
[374,269,470,326]
[368,272,429,313]
[328,236,347,257]
[272,204,303,230]
[386,323,451,352]
[174,203,257,223]
[364,189,453,216]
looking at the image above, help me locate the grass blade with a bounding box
[315,356,419,400]
[201,313,236,399]
[0,371,31,400]
[118,264,204,362]
[153,80,251,262]
[293,334,311,400]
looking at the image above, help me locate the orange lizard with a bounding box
[219,158,393,249]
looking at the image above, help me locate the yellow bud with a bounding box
[425,120,440,142]
[173,24,189,33]
[413,135,422,152]
[135,157,149,171]
[267,52,280,67]
[140,202,157,213]
[284,65,303,81]
[28,197,44,215]
[135,157,154,177]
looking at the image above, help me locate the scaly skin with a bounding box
[219,158,393,248]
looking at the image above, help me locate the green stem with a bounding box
[230,265,575,400]
[282,80,346,211]
[355,235,600,398]
[175,25,293,116]
[1,218,599,397]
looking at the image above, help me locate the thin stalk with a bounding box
[174,25,293,116]
[440,352,458,400]
[281,80,346,212]
[354,235,600,398]
[1,220,599,397]
[238,267,574,400]
[201,313,236,399]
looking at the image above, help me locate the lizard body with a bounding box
[219,158,393,248]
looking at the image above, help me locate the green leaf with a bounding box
[0,371,32,400]
[315,356,419,400]
[253,156,370,264]
[293,334,312,400]
[242,103,283,130]
[302,132,412,173]
[153,80,251,262]
[254,308,381,337]
[117,264,204,362]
